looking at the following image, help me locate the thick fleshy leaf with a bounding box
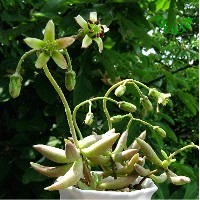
[90,12,97,22]
[93,37,103,53]
[74,15,88,30]
[52,51,67,69]
[24,38,44,50]
[44,20,55,41]
[56,37,75,50]
[35,52,50,69]
[82,35,92,48]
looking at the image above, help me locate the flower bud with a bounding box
[65,70,76,91]
[114,85,126,97]
[140,95,153,111]
[153,126,166,137]
[84,112,94,125]
[9,72,22,98]
[110,115,124,123]
[118,101,137,113]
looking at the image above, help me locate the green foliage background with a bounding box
[0,0,198,199]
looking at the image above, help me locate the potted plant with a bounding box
[9,12,198,200]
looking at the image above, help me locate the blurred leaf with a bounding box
[166,0,176,31]
[177,90,198,115]
[183,181,198,199]
[22,167,47,184]
[35,74,57,104]
[0,78,10,102]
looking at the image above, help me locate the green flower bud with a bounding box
[9,72,23,98]
[114,85,126,97]
[65,70,76,91]
[140,95,153,111]
[118,101,137,113]
[153,126,166,137]
[110,115,124,123]
[84,112,94,125]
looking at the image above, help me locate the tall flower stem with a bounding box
[43,64,78,147]
[16,49,37,73]
[102,79,150,130]
[168,143,199,159]
[73,97,118,140]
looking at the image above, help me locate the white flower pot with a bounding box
[59,177,158,200]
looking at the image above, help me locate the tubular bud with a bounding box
[149,173,167,183]
[128,131,146,149]
[114,85,126,97]
[88,155,110,166]
[33,144,67,163]
[112,149,138,162]
[97,174,138,190]
[81,133,120,157]
[134,163,150,176]
[9,72,23,98]
[110,115,124,123]
[78,129,115,149]
[136,138,163,167]
[117,153,139,175]
[113,131,128,154]
[153,126,166,138]
[65,140,80,162]
[44,158,83,191]
[65,70,76,91]
[84,112,94,125]
[118,101,137,113]
[30,162,72,177]
[140,95,153,111]
[78,135,102,148]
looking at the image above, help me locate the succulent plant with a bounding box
[9,13,198,192]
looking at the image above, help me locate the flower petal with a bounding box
[44,20,55,41]
[35,52,50,69]
[102,25,109,33]
[82,35,92,48]
[24,38,44,50]
[52,51,68,69]
[56,37,75,50]
[75,15,88,30]
[90,12,97,22]
[93,37,103,53]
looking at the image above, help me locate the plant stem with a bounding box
[103,79,150,130]
[43,65,78,147]
[103,79,132,129]
[73,97,118,140]
[168,143,199,159]
[16,49,37,73]
[64,49,73,71]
